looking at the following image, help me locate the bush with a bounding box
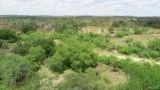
[118,41,145,55]
[115,28,132,37]
[0,40,3,48]
[78,33,109,48]
[14,32,55,57]
[0,54,34,86]
[48,41,97,72]
[98,55,117,65]
[112,20,126,27]
[55,19,83,31]
[118,45,133,55]
[0,29,17,42]
[148,39,160,51]
[98,57,160,90]
[57,69,108,90]
[12,41,30,56]
[108,26,114,33]
[133,27,148,35]
[26,46,45,64]
[137,39,160,59]
[116,59,160,90]
[32,38,55,57]
[21,20,37,33]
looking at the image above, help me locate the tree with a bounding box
[26,46,45,63]
[0,29,17,42]
[48,41,97,72]
[21,20,37,33]
[0,54,34,86]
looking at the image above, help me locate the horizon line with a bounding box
[0,15,160,17]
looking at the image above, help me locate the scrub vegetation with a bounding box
[0,16,160,90]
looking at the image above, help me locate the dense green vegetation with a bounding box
[0,16,160,90]
[21,20,37,33]
[118,39,160,60]
[98,56,160,90]
[0,29,17,42]
[48,40,97,72]
[57,69,109,90]
[0,54,35,87]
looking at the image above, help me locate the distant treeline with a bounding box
[0,16,160,29]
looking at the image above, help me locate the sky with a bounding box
[0,0,160,16]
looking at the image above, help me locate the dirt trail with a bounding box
[95,48,160,65]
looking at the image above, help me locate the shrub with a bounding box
[14,32,55,57]
[78,33,109,48]
[26,46,45,64]
[55,19,83,31]
[57,69,108,90]
[118,45,133,55]
[0,54,34,86]
[116,59,160,90]
[32,38,55,57]
[48,41,97,72]
[12,42,30,56]
[0,29,17,42]
[108,26,114,33]
[98,57,160,90]
[115,28,132,37]
[112,20,126,27]
[0,40,3,48]
[21,20,37,33]
[148,39,160,51]
[98,55,117,65]
[139,49,160,59]
[138,39,160,59]
[133,27,148,35]
[118,41,145,55]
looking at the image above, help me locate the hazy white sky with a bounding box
[0,0,160,16]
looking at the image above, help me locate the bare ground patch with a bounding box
[147,28,160,34]
[111,34,160,46]
[81,26,108,34]
[123,34,160,42]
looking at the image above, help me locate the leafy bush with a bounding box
[55,19,84,31]
[108,26,115,33]
[118,41,145,55]
[78,33,109,48]
[148,39,160,51]
[115,28,132,37]
[0,40,3,48]
[118,45,133,55]
[25,46,45,65]
[98,55,117,65]
[21,20,37,33]
[0,29,17,42]
[116,59,160,90]
[118,39,160,60]
[97,56,160,90]
[14,32,55,57]
[0,40,8,49]
[48,41,97,72]
[0,54,34,86]
[32,38,55,57]
[12,42,30,56]
[112,20,127,27]
[57,69,108,90]
[133,27,148,35]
